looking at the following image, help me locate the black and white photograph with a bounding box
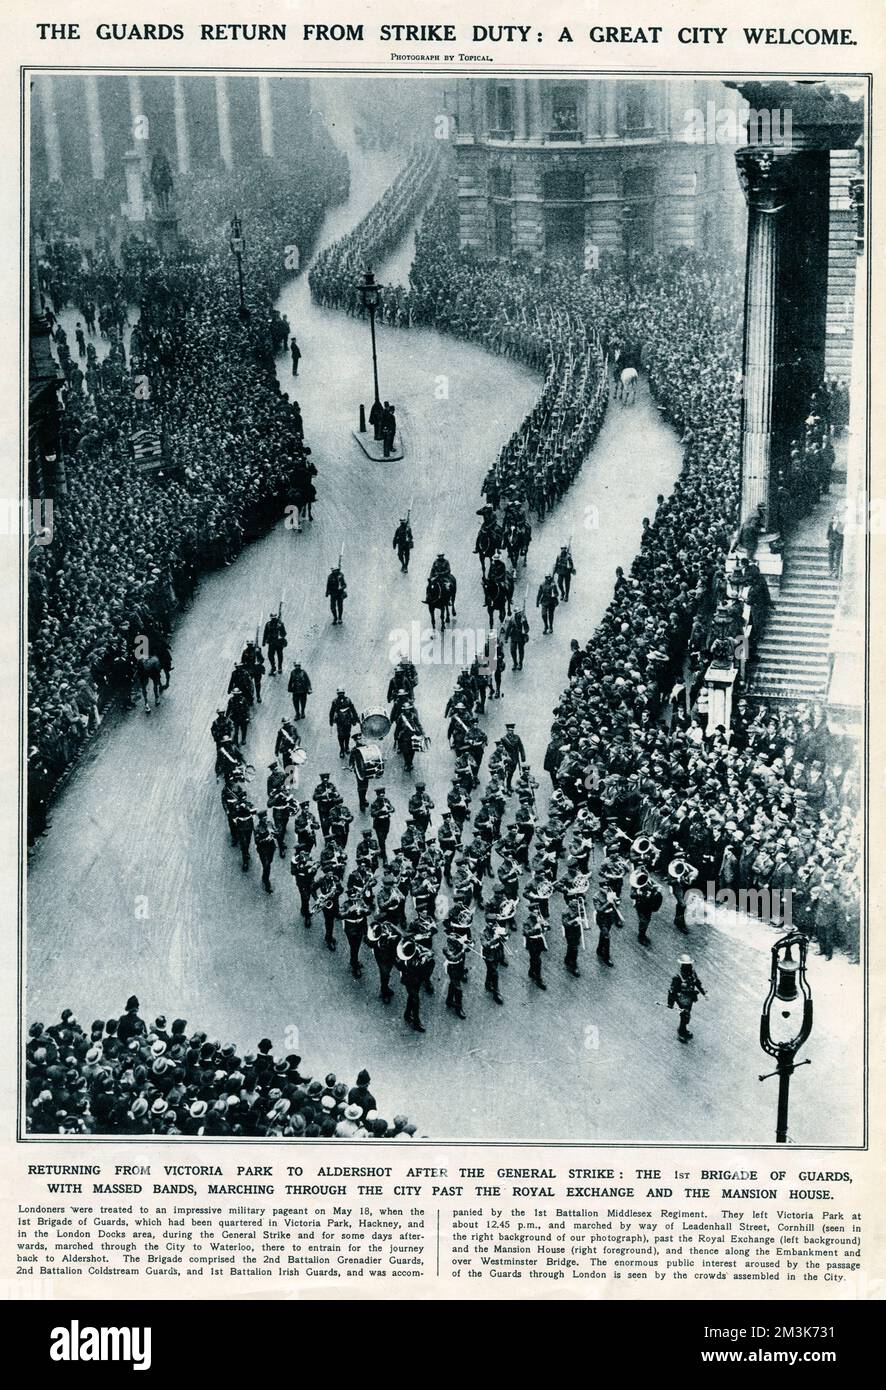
[23,71,867,1145]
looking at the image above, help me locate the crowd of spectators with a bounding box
[28,140,348,838]
[26,1000,417,1136]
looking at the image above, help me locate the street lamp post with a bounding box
[357,269,383,438]
[229,215,249,320]
[759,931,813,1143]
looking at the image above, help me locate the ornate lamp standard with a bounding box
[357,269,383,439]
[759,931,813,1143]
[229,215,249,320]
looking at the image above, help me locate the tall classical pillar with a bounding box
[173,75,190,174]
[603,80,619,138]
[528,80,544,138]
[215,75,233,169]
[735,147,795,526]
[258,76,274,157]
[83,76,105,181]
[514,79,527,139]
[585,82,601,139]
[37,76,63,183]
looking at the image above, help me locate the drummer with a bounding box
[348,732,372,812]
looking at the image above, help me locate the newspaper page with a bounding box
[0,0,883,1354]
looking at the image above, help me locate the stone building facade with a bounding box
[453,78,748,266]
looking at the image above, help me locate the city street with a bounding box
[26,128,863,1145]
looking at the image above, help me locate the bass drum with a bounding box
[360,707,391,740]
[355,743,385,780]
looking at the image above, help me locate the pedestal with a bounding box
[151,212,179,257]
[122,150,146,228]
[704,662,740,735]
[352,430,404,462]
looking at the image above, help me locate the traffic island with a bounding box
[353,429,404,462]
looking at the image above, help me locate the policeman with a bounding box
[262,611,288,675]
[287,662,312,719]
[255,811,277,893]
[393,517,414,573]
[291,846,317,925]
[554,545,576,602]
[369,786,395,861]
[668,954,706,1042]
[524,911,549,989]
[341,892,369,979]
[444,938,468,1019]
[326,566,347,624]
[329,689,360,758]
[630,868,663,945]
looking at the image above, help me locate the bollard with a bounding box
[359,403,366,433]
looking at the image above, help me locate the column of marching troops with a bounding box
[208,543,706,1042]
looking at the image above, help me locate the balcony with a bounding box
[488,128,514,142]
[546,128,582,144]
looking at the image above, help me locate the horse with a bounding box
[425,573,457,632]
[482,573,510,627]
[135,655,163,711]
[474,519,502,577]
[506,516,532,568]
[618,366,639,406]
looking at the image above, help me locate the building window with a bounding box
[495,85,514,135]
[543,169,584,201]
[550,84,580,135]
[624,87,648,132]
[493,204,513,256]
[623,167,655,200]
[489,165,512,198]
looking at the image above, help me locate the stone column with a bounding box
[127,75,147,160]
[215,75,233,169]
[514,80,527,139]
[83,76,105,181]
[173,75,190,175]
[528,80,544,138]
[37,76,62,183]
[735,147,796,526]
[258,76,274,157]
[123,150,146,224]
[585,82,601,139]
[603,80,619,138]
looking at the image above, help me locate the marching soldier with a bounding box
[481,922,506,1004]
[503,608,529,671]
[536,574,560,634]
[630,868,663,945]
[326,565,348,625]
[255,811,277,894]
[368,917,399,1003]
[397,939,427,1033]
[233,792,257,873]
[341,892,369,979]
[447,781,471,831]
[500,723,527,792]
[216,736,244,783]
[393,516,414,573]
[312,869,342,951]
[291,846,317,925]
[524,912,549,989]
[430,552,451,582]
[369,786,395,861]
[437,812,461,883]
[241,639,266,704]
[226,687,250,746]
[293,799,319,852]
[493,635,506,698]
[329,689,360,758]
[328,800,354,851]
[275,717,301,771]
[287,662,312,719]
[211,706,234,757]
[348,733,371,812]
[594,889,620,966]
[554,545,576,602]
[262,610,287,675]
[269,781,295,857]
[668,954,706,1042]
[524,867,554,924]
[221,779,240,847]
[444,938,468,1019]
[312,773,338,838]
[408,783,434,835]
[562,900,585,977]
[356,827,380,876]
[668,856,698,935]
